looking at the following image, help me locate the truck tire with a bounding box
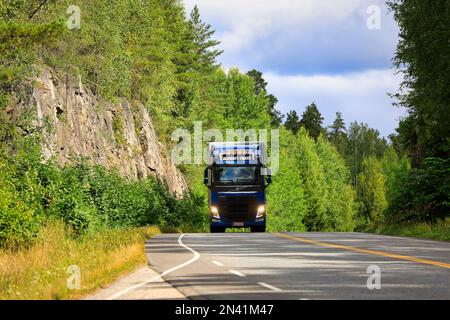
[210,226,226,233]
[250,225,266,233]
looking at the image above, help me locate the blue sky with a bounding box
[184,0,405,136]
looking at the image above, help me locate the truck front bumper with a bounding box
[210,218,265,228]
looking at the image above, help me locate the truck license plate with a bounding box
[232,222,245,227]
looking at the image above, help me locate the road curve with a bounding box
[143,232,450,300]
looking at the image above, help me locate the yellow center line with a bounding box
[272,232,450,270]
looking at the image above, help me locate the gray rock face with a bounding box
[23,67,187,197]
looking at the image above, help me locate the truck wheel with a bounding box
[251,225,266,233]
[210,226,226,233]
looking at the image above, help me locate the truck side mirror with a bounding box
[262,168,272,187]
[204,167,211,188]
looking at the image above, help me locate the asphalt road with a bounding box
[143,232,450,300]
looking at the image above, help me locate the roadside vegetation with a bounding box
[276,0,449,235]
[0,115,206,249]
[0,222,161,299]
[0,0,448,299]
[358,219,450,242]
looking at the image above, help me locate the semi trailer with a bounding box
[203,142,272,233]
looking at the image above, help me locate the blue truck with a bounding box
[203,142,272,233]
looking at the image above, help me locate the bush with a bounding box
[0,153,206,248]
[0,172,39,248]
[388,157,450,222]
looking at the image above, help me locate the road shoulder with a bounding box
[84,265,186,300]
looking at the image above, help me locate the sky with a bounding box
[183,0,406,137]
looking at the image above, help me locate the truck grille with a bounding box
[218,195,258,222]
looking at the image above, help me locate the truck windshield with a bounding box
[213,166,258,185]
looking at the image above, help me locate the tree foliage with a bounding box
[2,0,447,244]
[285,110,300,134]
[328,112,347,156]
[388,0,450,165]
[356,157,388,224]
[385,0,449,222]
[299,102,324,140]
[268,128,355,232]
[246,69,283,127]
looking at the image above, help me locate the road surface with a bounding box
[112,232,450,300]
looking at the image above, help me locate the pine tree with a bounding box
[328,112,346,141]
[299,102,324,140]
[188,5,223,72]
[246,69,283,127]
[267,94,284,128]
[246,69,267,95]
[285,110,300,134]
[328,112,348,156]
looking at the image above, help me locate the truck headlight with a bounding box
[210,206,220,219]
[256,205,265,218]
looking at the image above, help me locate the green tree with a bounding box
[294,129,328,231]
[345,122,388,186]
[328,111,348,156]
[188,5,223,72]
[268,128,355,232]
[388,0,450,165]
[316,136,355,231]
[0,18,64,109]
[357,157,388,224]
[285,110,300,134]
[381,147,411,216]
[266,94,284,127]
[220,69,271,130]
[299,102,324,140]
[328,112,346,141]
[267,128,307,231]
[246,69,267,95]
[173,4,224,129]
[246,69,283,127]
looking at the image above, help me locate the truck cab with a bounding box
[203,142,271,233]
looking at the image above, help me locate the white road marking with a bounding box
[258,282,282,292]
[106,234,199,300]
[229,270,246,277]
[212,260,224,267]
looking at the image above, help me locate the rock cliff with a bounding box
[17,67,187,196]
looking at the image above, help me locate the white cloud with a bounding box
[183,1,403,135]
[184,0,362,26]
[183,0,399,75]
[219,17,272,52]
[265,69,405,136]
[184,0,384,53]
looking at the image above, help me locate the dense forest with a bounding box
[0,0,448,248]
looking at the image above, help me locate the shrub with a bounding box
[0,154,206,248]
[388,157,450,222]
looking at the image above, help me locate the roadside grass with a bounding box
[358,218,450,242]
[0,222,161,300]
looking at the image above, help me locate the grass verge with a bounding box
[0,222,161,300]
[358,218,450,242]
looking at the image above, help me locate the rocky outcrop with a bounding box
[18,67,187,196]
